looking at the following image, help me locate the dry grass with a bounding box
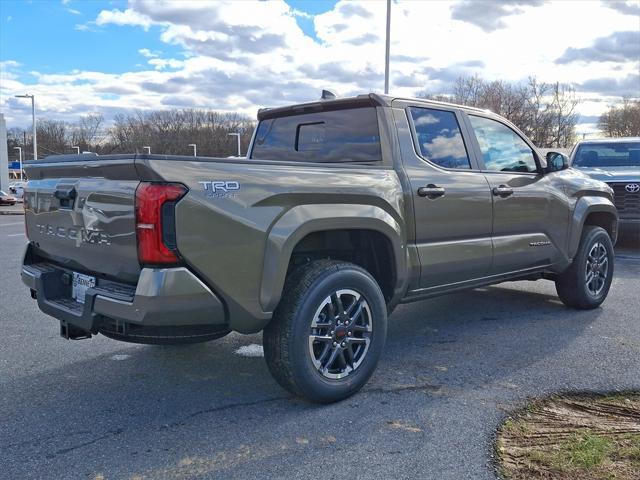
[497,392,640,480]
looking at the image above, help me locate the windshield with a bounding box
[573,142,640,167]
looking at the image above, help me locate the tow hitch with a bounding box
[60,320,92,340]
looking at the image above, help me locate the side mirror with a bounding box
[546,151,569,172]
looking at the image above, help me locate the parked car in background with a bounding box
[571,138,640,238]
[9,181,27,200]
[0,191,17,206]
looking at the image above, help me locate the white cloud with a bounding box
[1,60,21,68]
[424,132,468,160]
[94,8,152,30]
[414,113,441,126]
[2,0,638,135]
[138,48,158,58]
[289,8,312,19]
[148,58,184,70]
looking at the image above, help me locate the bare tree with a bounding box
[70,114,104,151]
[7,109,256,159]
[36,120,68,156]
[452,74,485,107]
[105,109,255,157]
[421,75,580,148]
[598,99,640,137]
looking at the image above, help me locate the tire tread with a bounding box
[263,260,383,402]
[556,226,614,309]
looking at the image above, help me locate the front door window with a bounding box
[469,115,538,173]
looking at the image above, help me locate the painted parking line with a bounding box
[1,222,24,227]
[6,233,25,237]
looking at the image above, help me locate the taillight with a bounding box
[135,182,187,265]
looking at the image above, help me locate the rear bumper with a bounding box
[22,258,228,339]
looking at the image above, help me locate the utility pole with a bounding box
[15,94,37,160]
[384,0,391,94]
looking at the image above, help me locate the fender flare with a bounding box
[259,203,408,312]
[568,196,618,259]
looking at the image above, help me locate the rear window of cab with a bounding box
[250,107,382,163]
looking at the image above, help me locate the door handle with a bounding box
[492,185,513,197]
[417,184,445,199]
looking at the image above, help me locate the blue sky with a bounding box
[0,0,337,76]
[1,1,181,75]
[1,0,638,132]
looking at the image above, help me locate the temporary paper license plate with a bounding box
[72,272,96,304]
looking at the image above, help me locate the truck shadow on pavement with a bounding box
[2,275,623,479]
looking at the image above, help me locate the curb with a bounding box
[0,211,24,216]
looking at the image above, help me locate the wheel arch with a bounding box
[568,196,618,259]
[259,204,408,313]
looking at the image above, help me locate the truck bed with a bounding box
[23,153,404,333]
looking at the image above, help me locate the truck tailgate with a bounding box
[24,156,141,283]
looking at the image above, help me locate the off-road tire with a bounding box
[263,260,387,403]
[555,226,614,309]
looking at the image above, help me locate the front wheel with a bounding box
[263,260,387,403]
[555,226,614,309]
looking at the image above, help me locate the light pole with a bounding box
[15,94,37,160]
[13,146,22,181]
[72,146,80,154]
[228,132,241,157]
[384,0,391,94]
[188,143,197,157]
[143,146,151,154]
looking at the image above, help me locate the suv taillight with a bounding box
[135,182,187,265]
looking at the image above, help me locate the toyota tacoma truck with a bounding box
[21,93,618,403]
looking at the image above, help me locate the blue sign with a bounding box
[9,161,21,170]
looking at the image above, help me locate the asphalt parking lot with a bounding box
[1,214,639,480]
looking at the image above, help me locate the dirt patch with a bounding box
[497,392,640,480]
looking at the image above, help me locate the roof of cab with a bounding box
[257,92,491,120]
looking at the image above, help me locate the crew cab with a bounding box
[21,93,617,403]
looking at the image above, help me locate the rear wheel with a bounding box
[263,260,387,403]
[555,226,614,309]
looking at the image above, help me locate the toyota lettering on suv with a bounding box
[21,93,618,403]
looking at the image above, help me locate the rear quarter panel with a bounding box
[142,158,406,333]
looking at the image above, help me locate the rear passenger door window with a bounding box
[409,107,471,169]
[468,115,538,173]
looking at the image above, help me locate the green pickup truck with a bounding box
[21,93,618,403]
